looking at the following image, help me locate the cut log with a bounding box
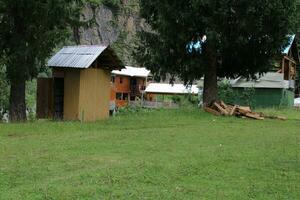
[220,101,228,109]
[204,107,221,116]
[204,101,287,121]
[277,116,287,121]
[237,106,252,115]
[213,102,229,115]
[264,115,287,121]
[245,112,264,120]
[230,105,237,116]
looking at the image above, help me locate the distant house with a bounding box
[110,66,151,109]
[145,83,199,102]
[231,72,295,107]
[37,45,123,122]
[230,35,300,108]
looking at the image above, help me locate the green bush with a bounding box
[0,65,9,118]
[240,87,255,107]
[171,95,181,104]
[218,80,235,104]
[117,105,154,115]
[26,79,37,113]
[218,80,255,107]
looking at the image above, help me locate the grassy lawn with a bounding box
[0,108,300,199]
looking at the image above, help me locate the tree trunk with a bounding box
[9,79,26,122]
[203,46,218,106]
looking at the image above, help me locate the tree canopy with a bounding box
[137,0,299,104]
[0,0,87,121]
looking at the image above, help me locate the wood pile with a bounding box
[204,101,287,120]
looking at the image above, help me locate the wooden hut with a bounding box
[37,45,123,122]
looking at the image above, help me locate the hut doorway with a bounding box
[53,78,64,120]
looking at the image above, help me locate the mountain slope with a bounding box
[74,0,144,65]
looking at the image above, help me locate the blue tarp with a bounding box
[186,35,207,54]
[282,34,295,55]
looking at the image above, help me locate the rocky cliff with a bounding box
[74,0,145,65]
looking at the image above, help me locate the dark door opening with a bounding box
[284,60,290,80]
[130,78,138,101]
[36,78,53,119]
[53,78,64,120]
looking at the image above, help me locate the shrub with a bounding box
[218,80,235,104]
[218,80,255,107]
[0,65,9,120]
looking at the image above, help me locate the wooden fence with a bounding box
[129,101,179,109]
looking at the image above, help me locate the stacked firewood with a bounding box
[204,101,287,120]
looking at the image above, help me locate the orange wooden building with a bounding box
[110,66,151,109]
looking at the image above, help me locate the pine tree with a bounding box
[0,0,86,121]
[137,0,298,105]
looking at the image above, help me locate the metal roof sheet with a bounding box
[230,72,290,89]
[112,66,150,78]
[47,45,108,68]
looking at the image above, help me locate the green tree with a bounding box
[137,0,298,105]
[0,0,87,121]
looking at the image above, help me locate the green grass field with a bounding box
[0,108,300,199]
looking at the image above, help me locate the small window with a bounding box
[116,93,122,100]
[123,93,129,100]
[120,77,123,84]
[111,76,115,83]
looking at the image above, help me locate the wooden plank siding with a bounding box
[36,78,54,119]
[63,69,80,120]
[78,68,111,122]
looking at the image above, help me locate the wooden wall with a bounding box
[110,76,131,108]
[110,76,148,108]
[38,67,113,122]
[36,78,53,119]
[78,68,111,122]
[64,69,80,120]
[111,76,131,97]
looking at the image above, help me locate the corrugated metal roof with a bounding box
[47,45,117,68]
[230,72,290,89]
[112,66,150,77]
[145,83,199,94]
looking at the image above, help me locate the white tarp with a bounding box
[145,83,199,94]
[112,66,150,78]
[295,98,300,107]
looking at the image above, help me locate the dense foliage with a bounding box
[0,0,87,121]
[137,0,298,104]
